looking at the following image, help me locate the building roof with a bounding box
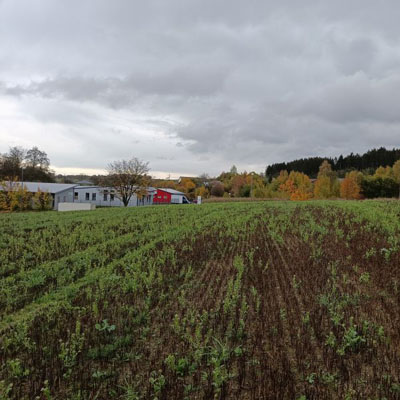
[74,186,102,190]
[75,186,157,194]
[17,182,77,194]
[158,188,185,195]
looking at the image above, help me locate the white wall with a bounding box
[58,203,96,212]
[171,194,183,204]
[53,188,75,210]
[73,187,154,207]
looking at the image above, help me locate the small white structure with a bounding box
[58,202,96,212]
[168,189,188,204]
[161,188,190,204]
[197,196,202,205]
[73,186,156,207]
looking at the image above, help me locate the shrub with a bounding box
[361,176,399,198]
[210,182,225,197]
[33,190,52,210]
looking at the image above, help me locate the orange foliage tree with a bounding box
[279,171,313,200]
[231,175,247,197]
[340,171,362,199]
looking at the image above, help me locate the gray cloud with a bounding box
[1,0,400,176]
[298,73,400,124]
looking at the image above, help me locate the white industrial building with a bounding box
[73,186,156,207]
[2,181,156,209]
[5,182,77,210]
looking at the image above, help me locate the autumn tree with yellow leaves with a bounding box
[393,160,400,199]
[33,189,53,210]
[314,160,340,199]
[374,165,394,179]
[0,180,32,211]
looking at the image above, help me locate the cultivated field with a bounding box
[1,201,400,399]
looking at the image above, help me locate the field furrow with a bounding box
[1,200,400,399]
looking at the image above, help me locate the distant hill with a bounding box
[55,174,105,185]
[266,147,400,179]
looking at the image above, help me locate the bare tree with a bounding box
[106,158,150,206]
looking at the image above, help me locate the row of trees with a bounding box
[0,182,52,211]
[154,167,269,201]
[0,146,54,182]
[1,144,399,212]
[167,160,400,201]
[266,147,400,180]
[105,155,400,202]
[0,146,54,212]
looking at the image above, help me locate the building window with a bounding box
[74,192,78,200]
[164,195,168,199]
[85,193,89,201]
[92,193,96,201]
[110,193,114,201]
[104,193,108,201]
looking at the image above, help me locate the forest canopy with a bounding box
[266,147,400,180]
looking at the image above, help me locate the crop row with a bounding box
[0,200,400,399]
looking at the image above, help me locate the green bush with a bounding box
[360,176,399,198]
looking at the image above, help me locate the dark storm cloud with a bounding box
[0,0,400,175]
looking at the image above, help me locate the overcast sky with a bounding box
[0,1,400,178]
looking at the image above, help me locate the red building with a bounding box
[153,188,172,204]
[153,188,190,204]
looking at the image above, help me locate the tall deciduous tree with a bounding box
[178,178,196,199]
[25,147,50,169]
[0,146,54,182]
[32,190,52,210]
[314,160,340,198]
[0,146,25,179]
[393,160,400,199]
[279,171,313,200]
[0,180,32,211]
[340,171,362,199]
[106,158,150,207]
[374,166,393,179]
